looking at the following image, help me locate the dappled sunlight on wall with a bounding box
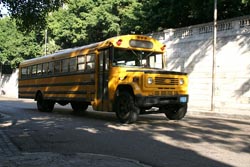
[151,15,250,112]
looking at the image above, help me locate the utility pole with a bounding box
[45,29,48,56]
[211,0,217,111]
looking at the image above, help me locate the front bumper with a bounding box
[135,94,189,108]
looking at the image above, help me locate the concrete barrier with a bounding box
[149,15,250,113]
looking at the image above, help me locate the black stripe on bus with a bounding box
[18,95,92,102]
[18,91,36,95]
[19,95,34,99]
[43,97,91,102]
[44,91,89,95]
[126,70,187,75]
[19,91,95,95]
[19,81,95,88]
[19,70,95,81]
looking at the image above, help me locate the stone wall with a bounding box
[150,16,250,112]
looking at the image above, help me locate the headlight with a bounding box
[179,78,184,85]
[148,77,153,84]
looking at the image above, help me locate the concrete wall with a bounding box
[0,69,18,98]
[150,16,250,113]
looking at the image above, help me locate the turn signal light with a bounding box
[161,44,166,51]
[116,39,122,46]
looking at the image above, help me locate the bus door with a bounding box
[97,49,110,111]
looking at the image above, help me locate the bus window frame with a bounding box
[37,64,42,76]
[111,47,164,69]
[77,55,86,71]
[62,58,70,73]
[69,57,77,72]
[86,53,95,71]
[54,60,61,74]
[21,67,27,79]
[31,65,37,77]
[48,62,54,75]
[42,62,48,75]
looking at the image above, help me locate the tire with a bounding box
[36,93,55,112]
[114,91,139,124]
[70,102,88,113]
[164,104,187,120]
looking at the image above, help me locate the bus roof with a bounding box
[20,34,164,67]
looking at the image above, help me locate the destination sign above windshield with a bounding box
[129,39,153,49]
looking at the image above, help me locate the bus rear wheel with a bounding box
[36,93,55,112]
[114,91,139,124]
[71,102,88,113]
[163,104,187,120]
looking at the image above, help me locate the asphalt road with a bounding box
[0,97,250,167]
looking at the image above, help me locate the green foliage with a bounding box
[141,0,250,30]
[242,0,250,4]
[1,0,250,67]
[48,0,144,48]
[1,0,67,32]
[48,6,89,48]
[0,18,42,67]
[1,0,250,32]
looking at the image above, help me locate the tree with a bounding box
[142,0,250,29]
[48,0,144,48]
[1,0,250,33]
[1,0,66,32]
[0,18,42,67]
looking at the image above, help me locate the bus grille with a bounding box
[155,77,179,85]
[155,90,178,96]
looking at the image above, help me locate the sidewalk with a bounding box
[0,113,150,167]
[0,151,150,167]
[187,108,250,120]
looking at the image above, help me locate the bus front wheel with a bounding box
[36,93,55,112]
[114,91,139,124]
[163,104,187,120]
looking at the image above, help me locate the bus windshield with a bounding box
[112,48,163,69]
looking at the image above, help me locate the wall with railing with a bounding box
[149,16,250,113]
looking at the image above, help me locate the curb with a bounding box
[187,110,250,120]
[0,152,151,167]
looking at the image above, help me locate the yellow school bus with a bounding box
[19,35,188,123]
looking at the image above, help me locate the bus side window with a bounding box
[42,63,48,75]
[104,49,109,70]
[86,54,95,70]
[62,59,69,73]
[27,66,31,78]
[69,57,77,72]
[37,64,42,76]
[78,55,85,71]
[21,67,27,79]
[155,54,163,69]
[54,61,61,73]
[48,62,54,75]
[31,65,37,77]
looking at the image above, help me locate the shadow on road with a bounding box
[1,98,249,167]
